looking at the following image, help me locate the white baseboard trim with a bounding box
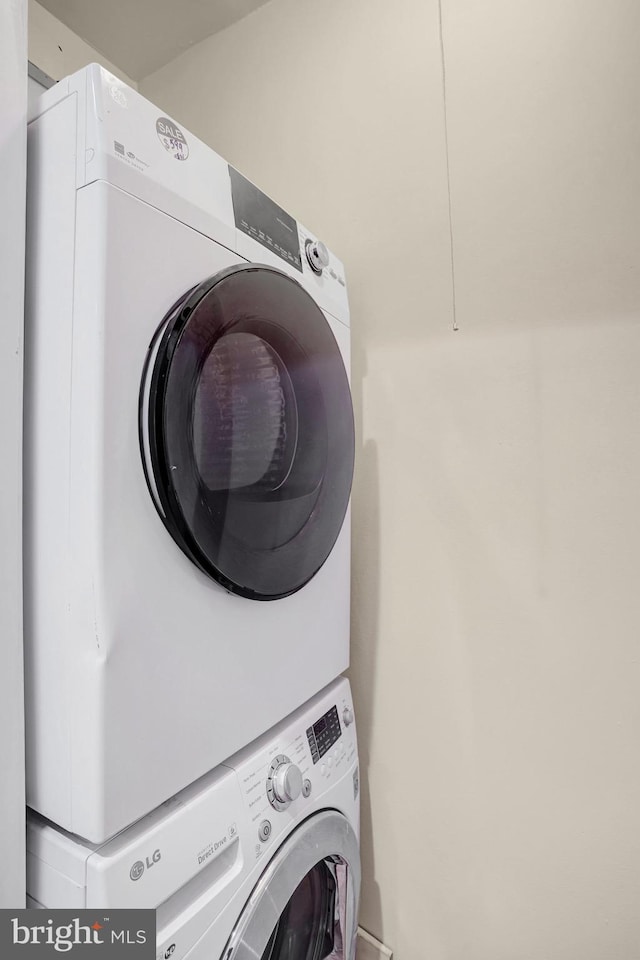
[357,926,393,960]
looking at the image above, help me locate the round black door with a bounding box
[140,264,354,601]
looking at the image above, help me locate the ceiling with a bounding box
[38,0,273,80]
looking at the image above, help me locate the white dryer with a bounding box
[25,65,354,842]
[27,678,360,960]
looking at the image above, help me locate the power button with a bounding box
[258,820,272,842]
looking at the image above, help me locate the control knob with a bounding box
[342,706,354,726]
[267,755,303,810]
[305,239,330,274]
[273,761,303,803]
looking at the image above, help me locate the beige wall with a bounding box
[141,1,640,957]
[28,0,136,85]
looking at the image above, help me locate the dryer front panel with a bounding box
[26,173,352,843]
[140,264,354,600]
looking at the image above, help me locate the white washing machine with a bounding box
[25,64,354,843]
[27,678,360,960]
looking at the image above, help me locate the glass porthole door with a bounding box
[140,264,354,600]
[261,859,337,960]
[223,811,360,960]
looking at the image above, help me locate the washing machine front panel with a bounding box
[142,264,354,600]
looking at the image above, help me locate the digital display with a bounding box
[229,166,303,272]
[306,706,341,764]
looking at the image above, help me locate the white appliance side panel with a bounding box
[28,73,48,114]
[24,91,79,829]
[26,815,92,887]
[66,178,111,839]
[27,73,72,122]
[0,0,26,909]
[26,853,85,910]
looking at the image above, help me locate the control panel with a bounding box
[306,705,341,763]
[305,239,330,275]
[229,164,348,325]
[297,223,346,288]
[229,165,303,273]
[228,165,344,283]
[228,680,356,861]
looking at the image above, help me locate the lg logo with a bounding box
[129,849,161,881]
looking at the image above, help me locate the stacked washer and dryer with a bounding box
[24,64,359,960]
